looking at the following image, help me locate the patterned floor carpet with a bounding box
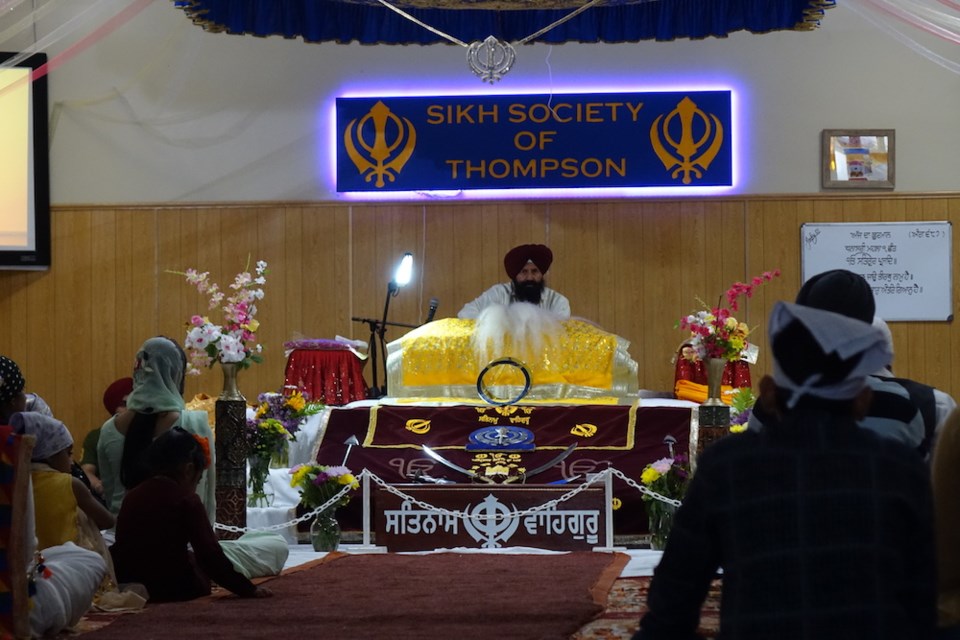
[572,576,722,639]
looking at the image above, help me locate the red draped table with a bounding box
[283,339,368,405]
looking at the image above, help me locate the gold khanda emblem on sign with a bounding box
[570,423,598,438]
[344,100,417,188]
[405,418,431,435]
[649,97,724,185]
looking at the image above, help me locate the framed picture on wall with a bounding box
[821,129,895,190]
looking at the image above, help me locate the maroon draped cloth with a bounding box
[316,403,692,534]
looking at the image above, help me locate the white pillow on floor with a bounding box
[30,542,106,638]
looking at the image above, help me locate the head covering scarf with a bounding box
[503,244,553,278]
[0,356,25,405]
[25,393,53,417]
[769,301,891,409]
[795,269,876,324]
[125,337,187,414]
[11,412,73,461]
[872,316,894,369]
[103,377,134,416]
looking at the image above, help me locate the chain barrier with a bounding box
[366,468,605,521]
[212,467,683,533]
[608,467,683,507]
[213,485,351,534]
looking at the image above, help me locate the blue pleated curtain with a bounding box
[172,0,835,45]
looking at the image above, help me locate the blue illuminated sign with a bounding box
[335,91,732,192]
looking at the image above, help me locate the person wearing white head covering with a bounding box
[14,412,116,551]
[17,412,75,465]
[634,301,936,640]
[14,412,148,617]
[765,302,892,410]
[750,270,926,454]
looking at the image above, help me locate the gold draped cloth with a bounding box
[386,318,638,402]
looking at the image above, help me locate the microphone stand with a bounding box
[351,316,384,399]
[374,280,398,399]
[352,283,419,399]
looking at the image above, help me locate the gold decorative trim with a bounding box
[796,0,835,30]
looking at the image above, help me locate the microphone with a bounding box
[425,297,439,323]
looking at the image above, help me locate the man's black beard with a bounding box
[513,279,545,305]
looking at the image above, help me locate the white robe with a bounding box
[457,283,571,319]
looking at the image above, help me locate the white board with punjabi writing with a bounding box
[800,221,952,321]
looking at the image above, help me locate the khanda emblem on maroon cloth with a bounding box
[405,418,431,435]
[344,101,417,188]
[650,97,724,185]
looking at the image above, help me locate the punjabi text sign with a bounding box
[801,221,952,321]
[375,484,606,552]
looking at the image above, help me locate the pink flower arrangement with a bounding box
[724,270,781,312]
[679,270,780,362]
[172,259,268,373]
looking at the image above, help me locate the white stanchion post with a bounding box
[605,469,615,548]
[345,469,387,553]
[593,468,626,552]
[362,469,371,546]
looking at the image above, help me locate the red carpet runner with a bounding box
[78,551,631,640]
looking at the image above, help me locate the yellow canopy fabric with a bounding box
[387,317,638,402]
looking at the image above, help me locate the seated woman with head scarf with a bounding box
[97,336,288,581]
[97,337,215,520]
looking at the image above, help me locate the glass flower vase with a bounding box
[310,509,341,552]
[269,440,289,469]
[647,502,677,551]
[247,455,273,508]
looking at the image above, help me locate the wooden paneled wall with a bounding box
[1,194,957,445]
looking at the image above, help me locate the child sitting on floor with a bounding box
[15,412,116,549]
[110,427,274,602]
[13,410,146,635]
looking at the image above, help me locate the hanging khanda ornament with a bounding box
[467,35,516,84]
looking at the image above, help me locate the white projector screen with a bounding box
[0,52,50,269]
